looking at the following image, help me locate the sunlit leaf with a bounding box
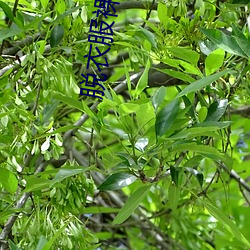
[113,185,151,224]
[0,168,18,194]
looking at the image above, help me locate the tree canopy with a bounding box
[1,0,250,249]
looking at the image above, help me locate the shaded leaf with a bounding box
[50,24,64,47]
[168,182,180,210]
[185,167,204,187]
[112,185,151,224]
[170,166,181,186]
[200,28,247,58]
[205,99,228,122]
[155,99,179,137]
[232,0,250,4]
[98,172,137,191]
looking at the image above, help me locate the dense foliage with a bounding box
[1,0,250,249]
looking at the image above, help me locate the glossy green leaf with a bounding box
[50,24,64,47]
[200,28,247,58]
[185,167,204,187]
[112,185,151,224]
[0,168,18,194]
[205,99,228,122]
[205,49,225,75]
[155,99,179,137]
[170,166,181,186]
[203,201,250,248]
[177,69,231,98]
[98,172,137,191]
[151,86,166,111]
[168,182,180,210]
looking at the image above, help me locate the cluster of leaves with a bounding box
[1,0,250,249]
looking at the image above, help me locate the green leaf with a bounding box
[155,99,179,137]
[53,92,85,112]
[50,24,64,47]
[205,99,228,122]
[157,1,168,23]
[8,241,22,250]
[50,167,86,186]
[168,47,200,65]
[0,168,18,194]
[156,67,195,83]
[80,206,120,214]
[170,126,220,139]
[0,1,14,21]
[24,177,51,192]
[203,201,250,248]
[112,185,151,224]
[119,103,140,115]
[151,86,166,111]
[176,69,231,98]
[168,182,180,210]
[134,27,157,49]
[193,121,231,129]
[185,167,204,187]
[98,172,137,191]
[200,28,247,58]
[0,25,23,42]
[198,106,208,122]
[134,59,150,98]
[170,166,180,186]
[205,49,225,75]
